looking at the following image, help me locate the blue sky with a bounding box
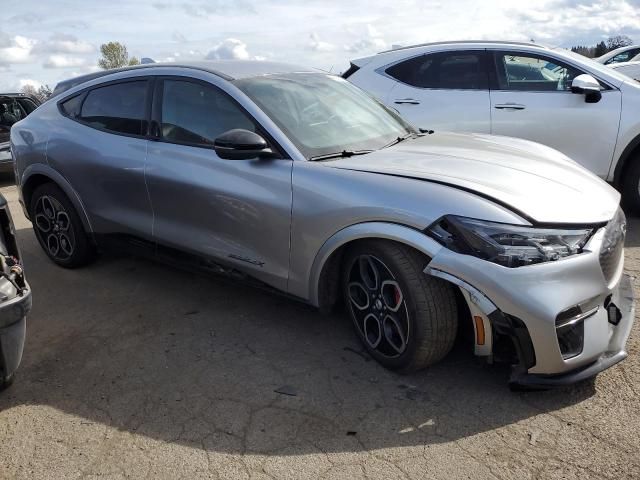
[1,0,640,90]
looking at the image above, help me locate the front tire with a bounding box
[622,155,640,213]
[343,240,458,372]
[29,183,96,268]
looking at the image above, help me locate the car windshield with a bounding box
[235,73,415,159]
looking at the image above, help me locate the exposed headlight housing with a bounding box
[427,215,594,268]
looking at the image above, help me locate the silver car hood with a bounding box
[327,132,620,224]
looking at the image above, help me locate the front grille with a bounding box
[599,208,626,285]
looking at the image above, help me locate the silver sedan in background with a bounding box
[10,61,634,388]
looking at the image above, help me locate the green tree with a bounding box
[98,42,140,69]
[594,41,608,58]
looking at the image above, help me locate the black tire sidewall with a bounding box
[29,183,94,268]
[622,159,640,214]
[342,241,430,371]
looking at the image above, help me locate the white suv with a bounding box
[345,41,640,207]
[596,45,640,65]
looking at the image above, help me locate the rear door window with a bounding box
[79,81,148,136]
[385,51,489,90]
[604,48,640,64]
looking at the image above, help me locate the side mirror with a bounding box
[571,74,602,103]
[214,129,276,160]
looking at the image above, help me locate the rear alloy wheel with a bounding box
[30,183,95,268]
[343,240,458,372]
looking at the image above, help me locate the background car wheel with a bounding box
[29,183,96,268]
[343,240,458,372]
[622,155,640,213]
[0,372,14,391]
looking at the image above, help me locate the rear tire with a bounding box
[342,240,458,372]
[29,183,96,268]
[622,155,640,213]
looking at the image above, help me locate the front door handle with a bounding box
[394,98,421,105]
[494,103,526,110]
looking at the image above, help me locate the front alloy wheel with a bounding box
[343,240,458,372]
[347,255,410,358]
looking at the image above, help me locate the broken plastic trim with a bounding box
[425,266,537,373]
[424,266,497,316]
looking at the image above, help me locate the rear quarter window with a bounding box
[60,95,83,117]
[385,51,489,90]
[78,81,148,136]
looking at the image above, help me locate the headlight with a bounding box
[427,215,594,268]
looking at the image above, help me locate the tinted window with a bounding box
[60,95,83,117]
[605,49,640,65]
[161,80,255,147]
[79,81,147,135]
[495,52,585,91]
[385,51,488,89]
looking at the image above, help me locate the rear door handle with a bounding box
[494,103,525,110]
[394,98,421,105]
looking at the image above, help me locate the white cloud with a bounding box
[43,54,88,69]
[205,38,251,60]
[172,31,187,43]
[33,33,94,54]
[2,0,640,90]
[0,34,36,65]
[18,78,42,89]
[308,33,335,52]
[344,24,386,53]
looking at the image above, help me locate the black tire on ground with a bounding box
[29,183,96,268]
[342,239,458,373]
[0,372,14,392]
[622,155,640,213]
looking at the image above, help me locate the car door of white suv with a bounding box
[489,50,622,178]
[384,50,491,133]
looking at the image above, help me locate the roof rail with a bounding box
[377,39,542,54]
[51,63,232,97]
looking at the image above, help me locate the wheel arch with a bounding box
[613,131,640,188]
[20,164,93,234]
[309,222,444,310]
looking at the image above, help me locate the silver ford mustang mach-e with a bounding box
[10,61,634,387]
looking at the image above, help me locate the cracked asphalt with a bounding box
[0,179,638,480]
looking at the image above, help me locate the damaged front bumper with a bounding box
[509,273,633,388]
[424,224,635,388]
[0,284,31,385]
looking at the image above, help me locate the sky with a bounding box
[1,0,640,91]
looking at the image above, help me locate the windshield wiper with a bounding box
[381,131,420,149]
[309,149,374,161]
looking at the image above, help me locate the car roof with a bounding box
[376,39,542,54]
[52,60,315,97]
[350,40,551,67]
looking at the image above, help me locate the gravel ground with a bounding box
[0,180,637,480]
